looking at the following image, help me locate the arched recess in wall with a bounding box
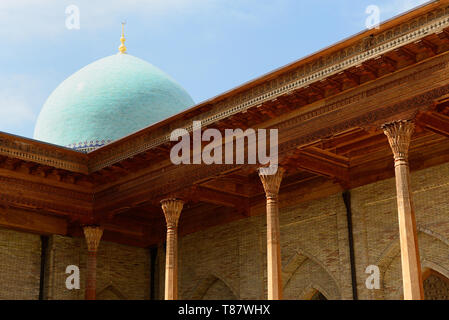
[300,285,329,300]
[377,228,449,300]
[422,267,449,300]
[96,284,126,300]
[282,250,340,300]
[190,274,238,300]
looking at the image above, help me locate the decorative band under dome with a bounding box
[67,139,113,152]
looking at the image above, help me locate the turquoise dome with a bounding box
[34,53,194,151]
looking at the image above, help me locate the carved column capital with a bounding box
[258,166,285,199]
[161,199,184,229]
[382,120,414,164]
[83,226,103,252]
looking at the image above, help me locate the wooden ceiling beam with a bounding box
[194,186,250,209]
[260,108,277,119]
[302,147,350,167]
[288,92,309,105]
[336,133,387,155]
[101,220,145,238]
[0,206,67,235]
[377,55,398,71]
[436,29,449,42]
[361,62,379,78]
[286,149,349,183]
[278,170,319,190]
[415,39,438,55]
[395,47,417,62]
[323,77,343,91]
[316,129,370,150]
[306,84,325,98]
[417,111,449,138]
[341,70,360,85]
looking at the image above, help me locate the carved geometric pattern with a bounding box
[67,139,112,152]
[0,135,87,173]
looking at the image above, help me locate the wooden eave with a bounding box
[2,1,449,247]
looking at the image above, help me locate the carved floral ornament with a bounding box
[258,166,285,199]
[83,226,103,252]
[161,199,184,228]
[382,120,415,163]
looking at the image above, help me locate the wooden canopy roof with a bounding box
[1,0,449,247]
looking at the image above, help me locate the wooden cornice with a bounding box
[3,1,449,177]
[0,206,68,235]
[86,0,449,172]
[2,1,449,247]
[0,132,88,173]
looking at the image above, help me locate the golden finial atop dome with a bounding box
[119,21,127,54]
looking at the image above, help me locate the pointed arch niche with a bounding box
[301,286,329,300]
[190,275,238,300]
[96,284,126,300]
[282,250,340,300]
[423,268,449,300]
[378,228,449,300]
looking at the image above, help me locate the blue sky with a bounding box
[0,0,429,139]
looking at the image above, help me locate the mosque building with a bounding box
[1,2,449,300]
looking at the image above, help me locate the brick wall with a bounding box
[44,235,150,300]
[0,228,41,299]
[1,161,449,300]
[153,161,449,300]
[172,192,352,300]
[351,161,449,299]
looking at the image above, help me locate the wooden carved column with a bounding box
[258,166,285,300]
[161,199,184,300]
[382,120,424,300]
[83,226,103,300]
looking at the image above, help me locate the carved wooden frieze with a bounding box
[88,4,449,171]
[94,81,449,210]
[0,133,88,173]
[0,175,92,216]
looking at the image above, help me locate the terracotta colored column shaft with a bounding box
[382,120,424,300]
[161,199,184,300]
[258,166,285,300]
[83,226,103,300]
